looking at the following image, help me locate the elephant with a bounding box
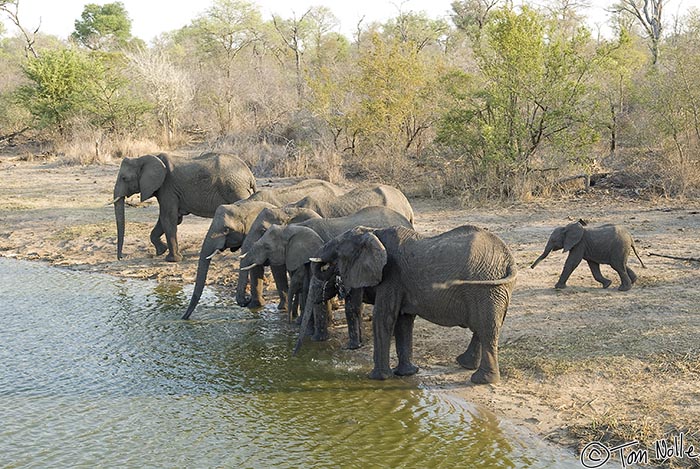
[236,206,321,310]
[181,179,342,319]
[287,184,414,225]
[112,152,256,262]
[298,225,517,384]
[240,224,325,324]
[530,220,645,291]
[239,206,414,348]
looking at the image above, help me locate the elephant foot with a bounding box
[393,363,419,376]
[344,340,362,350]
[368,368,393,380]
[457,351,481,370]
[236,296,251,307]
[165,253,183,262]
[554,282,567,290]
[470,368,500,385]
[312,331,330,342]
[277,301,287,312]
[247,299,263,309]
[602,279,612,289]
[618,284,632,292]
[154,243,168,256]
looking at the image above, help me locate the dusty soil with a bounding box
[1,156,699,467]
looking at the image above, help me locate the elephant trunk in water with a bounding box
[293,276,323,355]
[114,196,126,260]
[182,256,211,319]
[530,241,553,269]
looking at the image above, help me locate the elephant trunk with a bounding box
[235,267,251,307]
[530,242,553,269]
[182,256,211,319]
[114,196,126,260]
[293,276,323,355]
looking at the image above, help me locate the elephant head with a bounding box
[312,227,388,289]
[235,207,321,308]
[240,224,325,275]
[530,220,586,269]
[112,154,168,260]
[182,201,275,320]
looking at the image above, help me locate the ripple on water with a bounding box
[0,258,578,468]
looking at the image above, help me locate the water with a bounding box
[0,258,579,468]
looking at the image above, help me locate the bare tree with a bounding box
[127,48,194,146]
[0,0,39,58]
[272,9,313,108]
[611,0,667,64]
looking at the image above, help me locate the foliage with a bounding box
[71,2,135,51]
[436,6,600,197]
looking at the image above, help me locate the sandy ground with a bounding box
[1,156,699,468]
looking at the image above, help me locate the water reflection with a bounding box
[0,258,578,468]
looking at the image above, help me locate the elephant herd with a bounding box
[112,152,645,385]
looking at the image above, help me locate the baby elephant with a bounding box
[531,220,645,291]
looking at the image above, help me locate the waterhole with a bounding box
[0,258,578,467]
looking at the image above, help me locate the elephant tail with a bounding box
[432,264,518,289]
[631,242,646,268]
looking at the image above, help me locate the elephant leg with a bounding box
[369,295,400,381]
[393,313,418,376]
[160,208,182,262]
[150,219,168,256]
[555,252,583,289]
[344,288,364,350]
[271,264,289,311]
[247,265,266,308]
[471,302,502,385]
[627,266,638,285]
[587,260,612,288]
[612,262,633,291]
[457,330,481,370]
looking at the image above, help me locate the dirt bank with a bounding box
[1,156,698,468]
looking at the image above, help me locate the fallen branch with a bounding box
[648,252,700,263]
[0,126,29,143]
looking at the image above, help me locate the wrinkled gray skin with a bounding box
[182,179,342,319]
[530,221,645,291]
[288,184,414,225]
[241,225,324,323]
[236,206,321,309]
[300,225,517,385]
[247,179,344,206]
[182,200,275,319]
[242,206,413,348]
[113,152,256,262]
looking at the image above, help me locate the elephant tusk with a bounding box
[239,252,247,259]
[320,264,330,272]
[309,257,322,263]
[240,263,258,271]
[205,251,218,260]
[109,196,124,206]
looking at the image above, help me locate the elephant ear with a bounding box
[286,228,323,273]
[139,154,167,202]
[563,222,585,252]
[338,231,387,289]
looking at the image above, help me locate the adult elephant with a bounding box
[112,152,256,262]
[240,207,414,348]
[299,225,517,385]
[288,184,414,225]
[181,179,342,319]
[182,205,320,319]
[530,220,645,291]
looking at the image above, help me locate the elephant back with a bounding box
[247,179,344,207]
